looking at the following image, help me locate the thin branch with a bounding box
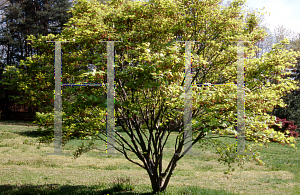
[161,130,172,152]
[178,130,206,160]
[122,146,146,169]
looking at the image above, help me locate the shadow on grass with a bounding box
[15,129,45,138]
[0,184,151,195]
[0,120,36,126]
[13,124,125,140]
[0,184,240,195]
[0,120,42,138]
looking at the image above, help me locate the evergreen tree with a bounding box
[0,0,73,67]
[0,0,73,120]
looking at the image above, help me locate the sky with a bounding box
[130,0,300,39]
[131,0,299,31]
[234,0,300,37]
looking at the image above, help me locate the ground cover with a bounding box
[0,120,299,194]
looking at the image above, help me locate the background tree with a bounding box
[8,0,300,193]
[0,0,73,119]
[268,29,300,133]
[272,25,298,51]
[0,0,9,69]
[246,17,300,134]
[290,32,300,51]
[254,25,273,58]
[0,0,73,67]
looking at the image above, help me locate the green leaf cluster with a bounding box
[5,0,300,179]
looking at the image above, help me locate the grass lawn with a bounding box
[0,120,300,194]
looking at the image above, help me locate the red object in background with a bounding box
[268,116,299,139]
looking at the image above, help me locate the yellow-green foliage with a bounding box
[3,0,300,185]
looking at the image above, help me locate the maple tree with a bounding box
[268,117,299,139]
[3,0,300,193]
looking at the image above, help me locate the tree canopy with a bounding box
[0,0,74,119]
[3,0,300,193]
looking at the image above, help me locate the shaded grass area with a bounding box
[1,120,300,194]
[0,184,239,195]
[0,183,137,195]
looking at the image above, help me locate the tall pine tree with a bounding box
[0,0,73,120]
[0,0,73,67]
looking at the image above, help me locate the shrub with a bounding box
[268,117,299,140]
[33,109,106,145]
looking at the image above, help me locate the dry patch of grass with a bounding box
[0,121,300,194]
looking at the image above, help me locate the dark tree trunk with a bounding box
[7,43,10,65]
[147,157,179,193]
